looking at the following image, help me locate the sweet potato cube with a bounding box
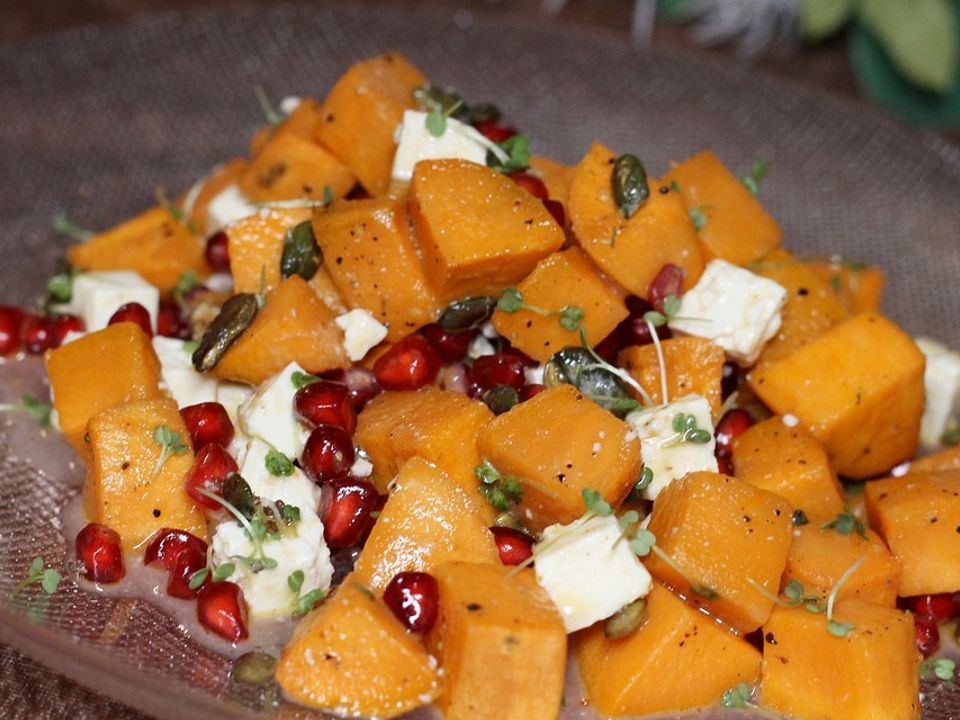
[619,337,726,416]
[428,563,566,720]
[575,583,761,716]
[211,276,348,385]
[187,157,247,236]
[492,248,628,363]
[865,471,960,595]
[910,445,960,473]
[46,323,165,457]
[352,458,498,593]
[732,416,844,522]
[85,397,207,551]
[277,578,440,718]
[316,52,426,196]
[529,155,575,206]
[410,159,565,302]
[225,207,313,295]
[760,600,920,720]
[569,142,703,298]
[749,312,925,478]
[354,387,494,500]
[476,384,641,531]
[68,206,207,291]
[313,198,441,340]
[250,97,326,157]
[665,150,782,266]
[807,260,886,313]
[238,133,355,203]
[645,472,794,632]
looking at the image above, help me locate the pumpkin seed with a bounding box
[222,473,256,519]
[612,154,650,219]
[603,598,647,639]
[280,220,322,281]
[543,347,639,418]
[232,651,277,685]
[482,384,519,416]
[191,293,258,372]
[437,296,496,330]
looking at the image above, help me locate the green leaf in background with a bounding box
[800,0,853,40]
[857,0,958,94]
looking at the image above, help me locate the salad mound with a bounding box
[4,50,960,720]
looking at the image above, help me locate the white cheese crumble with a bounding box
[64,271,160,333]
[238,362,310,459]
[467,334,496,360]
[206,184,258,234]
[916,337,960,448]
[668,259,787,366]
[625,394,718,501]
[534,514,653,633]
[781,413,799,428]
[335,309,388,361]
[152,337,219,408]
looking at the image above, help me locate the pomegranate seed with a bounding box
[716,455,734,476]
[910,594,960,623]
[180,402,235,450]
[323,478,378,548]
[185,444,238,509]
[197,580,248,642]
[372,335,441,391]
[360,492,387,545]
[470,353,526,395]
[167,546,208,599]
[0,306,26,355]
[544,199,566,227]
[473,119,517,143]
[302,425,355,484]
[76,522,125,584]
[499,341,538,367]
[204,231,231,273]
[108,302,152,336]
[421,324,475,364]
[647,263,685,313]
[144,528,209,572]
[21,316,56,354]
[519,383,546,401]
[593,296,671,363]
[50,314,85,347]
[721,362,740,399]
[156,300,189,339]
[507,172,548,200]
[383,571,440,634]
[915,615,940,657]
[490,527,535,566]
[322,367,383,411]
[714,409,754,460]
[294,381,356,434]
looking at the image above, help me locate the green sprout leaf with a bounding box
[294,588,326,617]
[628,529,656,558]
[0,395,53,427]
[496,288,584,332]
[281,504,301,525]
[13,556,61,598]
[582,488,614,517]
[921,657,957,681]
[290,371,323,390]
[51,213,94,242]
[827,619,856,637]
[425,111,447,137]
[742,159,769,196]
[174,271,199,300]
[721,681,753,709]
[475,463,524,512]
[188,568,210,590]
[213,563,236,582]
[287,570,305,594]
[487,134,531,173]
[265,450,295,477]
[151,425,190,477]
[497,288,525,313]
[47,267,79,303]
[254,84,283,127]
[688,206,708,231]
[822,511,867,538]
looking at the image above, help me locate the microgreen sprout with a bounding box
[196,485,278,573]
[189,561,236,590]
[487,134,531,173]
[174,270,199,302]
[425,98,464,138]
[12,556,61,598]
[265,449,295,477]
[254,84,283,127]
[642,295,682,328]
[353,582,375,600]
[688,206,708,231]
[920,658,956,682]
[821,511,867,539]
[582,487,614,517]
[475,462,524,512]
[290,371,323,390]
[51,213,94,242]
[0,395,53,427]
[497,288,585,331]
[661,412,712,447]
[46,266,79,303]
[151,425,189,477]
[155,187,199,236]
[721,682,755,709]
[605,226,621,248]
[280,504,301,525]
[741,159,768,197]
[824,556,865,637]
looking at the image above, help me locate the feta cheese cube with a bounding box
[335,309,388,361]
[916,337,960,448]
[216,381,254,427]
[70,271,160,333]
[625,394,718,500]
[467,334,496,360]
[239,437,321,513]
[669,259,787,366]
[206,184,257,234]
[238,362,310,459]
[391,109,504,183]
[534,514,653,633]
[152,336,219,408]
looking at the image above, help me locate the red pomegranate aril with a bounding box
[167,546,208,599]
[156,300,189,339]
[520,383,546,401]
[470,353,526,395]
[372,335,441,391]
[143,528,209,572]
[360,492,388,544]
[716,455,734,476]
[21,316,56,354]
[544,199,566,228]
[204,230,231,273]
[647,263,685,313]
[323,478,378,548]
[474,119,517,143]
[507,172,549,200]
[76,522,125,584]
[197,580,248,642]
[108,302,152,336]
[185,444,239,509]
[294,381,356,434]
[914,615,940,657]
[421,324,476,364]
[51,313,85,347]
[302,425,355,484]
[490,526,535,566]
[180,402,235,450]
[0,306,26,355]
[910,594,960,624]
[383,571,440,634]
[714,408,754,460]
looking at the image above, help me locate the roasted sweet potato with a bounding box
[226,206,313,295]
[238,133,355,203]
[187,158,247,236]
[619,337,726,416]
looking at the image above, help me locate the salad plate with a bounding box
[1,2,960,719]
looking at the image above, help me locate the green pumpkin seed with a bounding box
[603,598,647,639]
[280,220,322,281]
[232,651,277,685]
[612,154,650,219]
[222,473,256,519]
[437,296,496,330]
[482,384,519,416]
[543,347,639,418]
[191,293,258,372]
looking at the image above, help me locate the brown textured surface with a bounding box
[1,2,959,719]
